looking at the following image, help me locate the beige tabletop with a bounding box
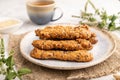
[0,0,120,80]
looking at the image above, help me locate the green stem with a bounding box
[72,15,81,18]
[84,0,89,13]
[0,39,5,55]
[88,0,97,11]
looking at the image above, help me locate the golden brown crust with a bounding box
[31,24,98,62]
[30,48,93,62]
[87,32,98,44]
[88,36,98,44]
[35,25,93,40]
[32,39,93,51]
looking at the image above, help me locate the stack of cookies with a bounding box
[30,25,98,62]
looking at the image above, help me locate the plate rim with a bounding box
[20,26,116,70]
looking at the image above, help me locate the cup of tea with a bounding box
[26,0,63,25]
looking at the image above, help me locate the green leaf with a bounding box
[98,23,104,28]
[115,27,120,30]
[98,21,106,28]
[18,68,31,77]
[5,71,16,80]
[108,27,120,31]
[88,17,96,22]
[109,15,117,22]
[6,56,14,69]
[9,50,14,56]
[0,38,5,55]
[100,11,108,21]
[108,26,116,31]
[108,23,115,31]
[95,9,100,15]
[108,21,116,31]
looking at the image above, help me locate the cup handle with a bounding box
[51,7,63,21]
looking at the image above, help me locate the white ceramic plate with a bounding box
[20,24,116,70]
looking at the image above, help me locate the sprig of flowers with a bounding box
[72,0,120,31]
[0,38,31,80]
